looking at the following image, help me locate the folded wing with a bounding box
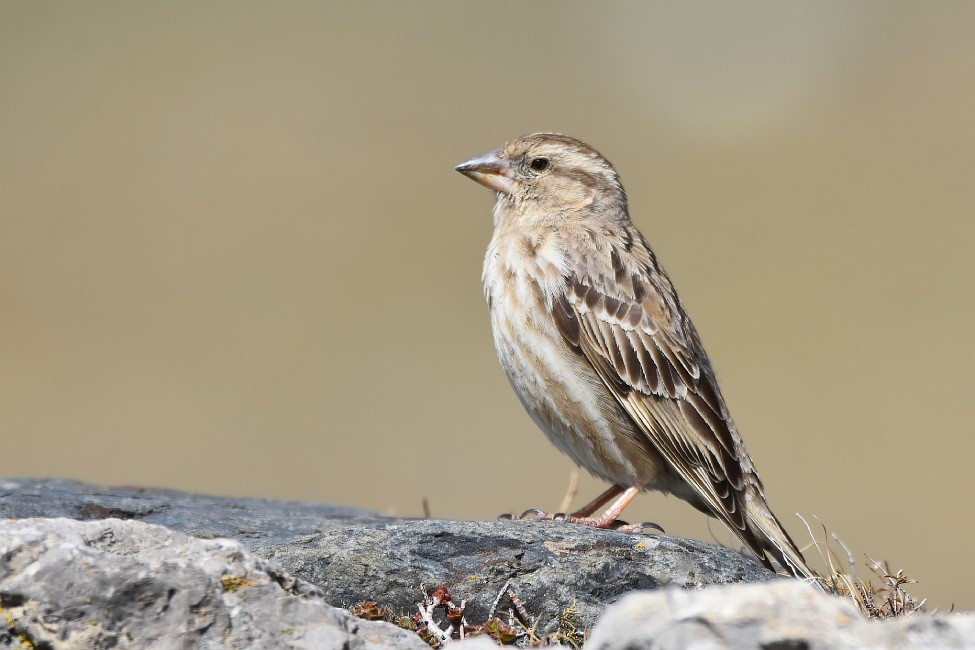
[550,238,772,565]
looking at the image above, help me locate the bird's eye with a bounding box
[529,157,550,173]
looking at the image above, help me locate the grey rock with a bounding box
[12,479,971,649]
[257,519,776,632]
[586,581,975,650]
[0,478,777,633]
[0,517,430,650]
[0,478,383,544]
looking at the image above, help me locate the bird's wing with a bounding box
[550,238,767,558]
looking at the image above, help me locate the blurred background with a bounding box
[2,2,973,610]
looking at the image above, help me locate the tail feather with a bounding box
[746,504,825,592]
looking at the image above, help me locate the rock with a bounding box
[0,477,385,543]
[0,517,429,650]
[0,478,776,634]
[257,518,775,632]
[5,479,970,649]
[586,581,975,650]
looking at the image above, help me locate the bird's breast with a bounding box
[482,230,658,486]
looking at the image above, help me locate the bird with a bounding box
[455,132,821,585]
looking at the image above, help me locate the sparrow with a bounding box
[455,133,820,584]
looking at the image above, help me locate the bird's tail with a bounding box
[747,503,826,592]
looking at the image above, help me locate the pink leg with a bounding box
[570,484,626,518]
[567,486,642,528]
[502,481,662,532]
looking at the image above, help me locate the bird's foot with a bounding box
[562,512,665,534]
[498,508,663,533]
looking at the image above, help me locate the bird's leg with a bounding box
[569,484,626,517]
[498,485,623,523]
[502,483,663,533]
[564,486,641,528]
[563,483,664,532]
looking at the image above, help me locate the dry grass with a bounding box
[797,515,926,619]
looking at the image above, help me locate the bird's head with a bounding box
[455,133,628,225]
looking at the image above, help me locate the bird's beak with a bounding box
[454,149,515,195]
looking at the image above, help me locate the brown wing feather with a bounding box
[555,241,771,563]
[549,226,818,583]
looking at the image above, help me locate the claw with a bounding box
[497,513,514,521]
[519,509,546,520]
[637,521,665,533]
[612,521,665,534]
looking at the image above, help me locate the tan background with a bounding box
[2,2,973,610]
